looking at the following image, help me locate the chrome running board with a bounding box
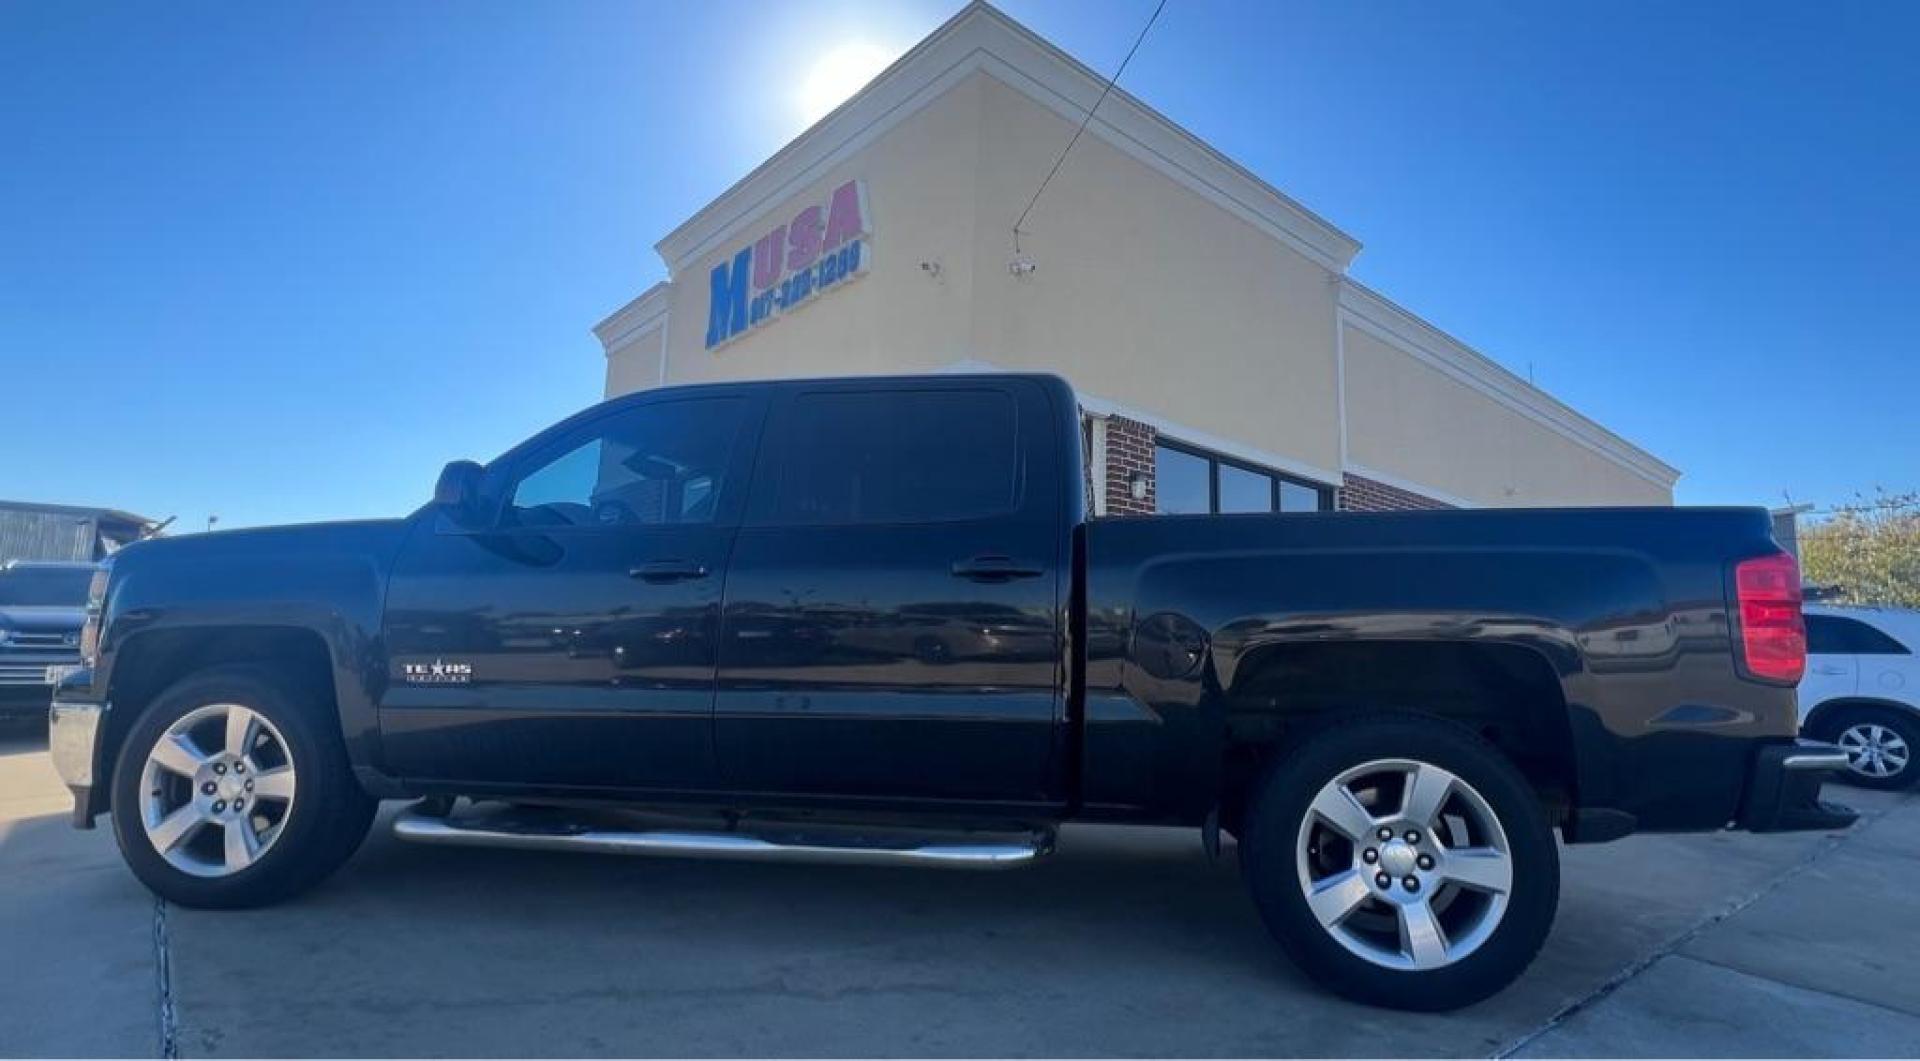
[391,802,1053,870]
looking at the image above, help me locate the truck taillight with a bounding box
[1734,552,1805,684]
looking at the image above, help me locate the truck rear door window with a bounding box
[771,389,1017,525]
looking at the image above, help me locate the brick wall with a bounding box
[1337,472,1453,513]
[1101,415,1158,516]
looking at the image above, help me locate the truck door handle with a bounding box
[950,555,1043,582]
[629,559,710,583]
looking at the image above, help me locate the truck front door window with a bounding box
[505,400,743,528]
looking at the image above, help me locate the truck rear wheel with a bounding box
[1239,714,1558,1011]
[110,665,377,908]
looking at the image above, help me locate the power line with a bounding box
[1012,0,1170,253]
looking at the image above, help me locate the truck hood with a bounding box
[0,605,85,635]
[124,517,408,552]
[101,518,416,629]
[110,518,414,572]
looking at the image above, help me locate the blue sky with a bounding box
[3,0,1915,529]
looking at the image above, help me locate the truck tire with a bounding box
[1239,714,1558,1011]
[1816,706,1917,790]
[110,664,378,908]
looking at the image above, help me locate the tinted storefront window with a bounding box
[1279,480,1324,513]
[1154,444,1211,515]
[1152,440,1331,516]
[1218,463,1274,513]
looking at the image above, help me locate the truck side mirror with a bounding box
[433,460,486,527]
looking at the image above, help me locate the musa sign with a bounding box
[706,179,870,349]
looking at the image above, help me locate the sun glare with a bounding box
[799,41,895,125]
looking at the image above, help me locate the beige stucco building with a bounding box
[594,2,1677,515]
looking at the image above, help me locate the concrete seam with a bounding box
[1674,952,1920,1022]
[1491,791,1916,1059]
[154,897,178,1060]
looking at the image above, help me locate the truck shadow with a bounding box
[0,715,49,750]
[14,790,1893,1058]
[334,807,1291,983]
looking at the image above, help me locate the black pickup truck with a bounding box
[51,372,1853,1010]
[1,560,93,715]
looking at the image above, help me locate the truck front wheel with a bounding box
[1239,714,1559,1011]
[110,665,377,908]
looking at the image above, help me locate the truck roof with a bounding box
[491,372,1079,469]
[616,371,1074,402]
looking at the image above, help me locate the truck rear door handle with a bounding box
[629,559,709,583]
[950,555,1043,582]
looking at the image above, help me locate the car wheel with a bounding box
[1823,708,1918,790]
[110,664,377,908]
[1239,713,1559,1011]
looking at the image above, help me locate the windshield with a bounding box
[0,567,93,607]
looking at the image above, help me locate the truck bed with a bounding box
[1078,506,1794,833]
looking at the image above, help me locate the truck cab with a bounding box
[378,373,1078,808]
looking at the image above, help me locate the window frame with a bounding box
[1152,438,1332,515]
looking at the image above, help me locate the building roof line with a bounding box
[1338,278,1681,487]
[0,500,156,525]
[591,281,671,356]
[651,1,1361,276]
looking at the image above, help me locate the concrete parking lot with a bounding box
[3,720,1917,1059]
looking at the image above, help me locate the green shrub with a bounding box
[1800,491,1920,608]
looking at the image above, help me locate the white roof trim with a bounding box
[1338,280,1681,489]
[653,1,1361,277]
[592,282,671,357]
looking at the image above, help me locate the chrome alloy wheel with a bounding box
[1295,758,1513,972]
[1839,723,1911,780]
[138,703,297,878]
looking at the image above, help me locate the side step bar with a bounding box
[391,803,1053,870]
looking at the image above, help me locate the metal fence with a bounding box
[0,507,97,563]
[0,502,156,564]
